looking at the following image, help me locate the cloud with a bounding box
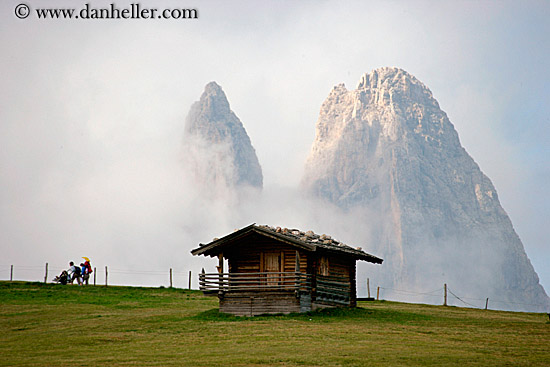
[0,0,548,295]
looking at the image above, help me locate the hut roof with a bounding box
[190,223,383,264]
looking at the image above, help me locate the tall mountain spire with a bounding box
[302,67,549,311]
[184,82,263,193]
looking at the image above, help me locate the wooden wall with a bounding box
[324,253,352,279]
[215,233,359,313]
[313,251,356,307]
[225,234,308,274]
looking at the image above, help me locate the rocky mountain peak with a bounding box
[199,81,230,112]
[355,67,439,113]
[204,80,223,93]
[184,82,263,191]
[302,68,549,312]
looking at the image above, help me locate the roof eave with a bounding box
[191,224,383,263]
[190,223,257,257]
[359,255,383,264]
[190,224,317,257]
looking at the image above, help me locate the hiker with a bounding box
[53,270,68,285]
[80,262,90,285]
[83,259,93,285]
[68,261,82,285]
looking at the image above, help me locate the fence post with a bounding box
[93,267,96,286]
[367,278,371,298]
[444,283,447,306]
[10,265,13,282]
[376,286,380,301]
[169,268,173,288]
[105,266,108,287]
[188,270,192,290]
[44,263,48,283]
[485,298,489,310]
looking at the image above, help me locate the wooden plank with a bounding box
[220,291,302,316]
[198,272,312,292]
[259,252,264,273]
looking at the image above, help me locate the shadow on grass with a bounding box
[193,306,434,324]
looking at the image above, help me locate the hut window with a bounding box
[319,256,329,276]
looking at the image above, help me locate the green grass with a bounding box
[0,281,548,366]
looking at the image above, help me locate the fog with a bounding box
[1,1,548,302]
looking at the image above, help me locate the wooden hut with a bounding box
[191,224,383,316]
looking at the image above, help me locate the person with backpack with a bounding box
[68,261,82,285]
[83,258,93,285]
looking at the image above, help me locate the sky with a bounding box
[1,1,548,294]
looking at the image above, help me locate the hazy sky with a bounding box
[1,1,548,292]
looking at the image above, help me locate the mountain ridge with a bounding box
[181,71,548,311]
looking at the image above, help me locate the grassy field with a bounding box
[0,282,548,366]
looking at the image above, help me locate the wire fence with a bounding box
[361,280,549,312]
[0,263,202,289]
[445,286,548,310]
[2,264,548,312]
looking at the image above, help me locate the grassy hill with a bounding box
[1,281,548,366]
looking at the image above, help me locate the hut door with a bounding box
[264,252,280,286]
